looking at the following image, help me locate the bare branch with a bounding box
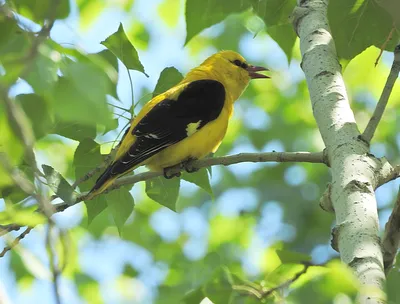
[0,151,325,250]
[233,261,319,300]
[260,262,312,298]
[0,227,33,258]
[382,187,400,274]
[46,225,62,304]
[362,44,400,143]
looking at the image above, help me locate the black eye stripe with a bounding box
[233,59,242,66]
[232,59,248,69]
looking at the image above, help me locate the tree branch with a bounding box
[0,227,33,258]
[382,187,400,274]
[260,262,311,298]
[293,0,386,302]
[362,44,400,143]
[0,151,326,244]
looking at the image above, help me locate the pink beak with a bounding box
[246,65,270,79]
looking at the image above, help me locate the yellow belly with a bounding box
[145,106,231,171]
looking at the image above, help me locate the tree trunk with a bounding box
[292,0,386,302]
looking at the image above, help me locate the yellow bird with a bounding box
[87,50,269,199]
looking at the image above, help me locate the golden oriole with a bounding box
[87,50,269,199]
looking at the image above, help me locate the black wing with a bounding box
[92,79,225,190]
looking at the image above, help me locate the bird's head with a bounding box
[196,50,270,101]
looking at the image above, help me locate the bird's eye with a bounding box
[233,59,242,67]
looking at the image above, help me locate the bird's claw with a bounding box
[182,158,198,173]
[163,167,181,179]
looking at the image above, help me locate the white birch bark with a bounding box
[292,0,386,303]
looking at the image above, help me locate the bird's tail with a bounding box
[85,166,118,201]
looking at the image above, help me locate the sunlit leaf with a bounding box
[328,0,399,61]
[0,207,46,226]
[185,0,251,44]
[101,23,148,76]
[0,15,31,84]
[87,49,119,100]
[203,267,234,304]
[251,0,296,26]
[267,23,296,62]
[10,251,34,283]
[75,272,104,304]
[23,50,59,95]
[158,0,181,28]
[73,139,103,192]
[0,104,24,188]
[52,120,96,141]
[11,0,70,24]
[153,67,183,97]
[146,177,180,211]
[105,187,135,235]
[182,168,213,197]
[276,249,311,264]
[52,73,113,129]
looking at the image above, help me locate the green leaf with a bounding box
[0,103,24,188]
[328,0,400,61]
[153,67,183,97]
[123,264,139,278]
[265,263,306,287]
[16,94,52,139]
[0,207,46,226]
[203,267,234,304]
[122,210,163,250]
[105,187,135,235]
[73,139,103,192]
[251,0,295,26]
[42,165,75,204]
[387,268,400,303]
[182,168,213,197]
[145,177,180,211]
[87,50,119,100]
[101,23,148,76]
[267,23,296,62]
[10,251,34,283]
[23,51,59,95]
[276,249,311,264]
[75,273,104,304]
[52,74,113,129]
[182,288,205,304]
[73,139,110,224]
[85,196,108,226]
[185,0,251,44]
[12,0,70,24]
[0,16,31,84]
[52,120,96,141]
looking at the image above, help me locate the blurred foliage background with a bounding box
[0,0,400,303]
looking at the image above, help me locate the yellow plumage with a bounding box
[86,50,269,199]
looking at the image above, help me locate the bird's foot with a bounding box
[163,165,181,179]
[182,158,198,173]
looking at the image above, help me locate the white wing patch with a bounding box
[144,133,159,139]
[186,120,202,136]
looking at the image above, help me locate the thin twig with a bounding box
[46,224,62,304]
[0,151,326,245]
[0,227,33,257]
[260,262,311,298]
[375,23,396,67]
[362,44,400,143]
[382,187,400,274]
